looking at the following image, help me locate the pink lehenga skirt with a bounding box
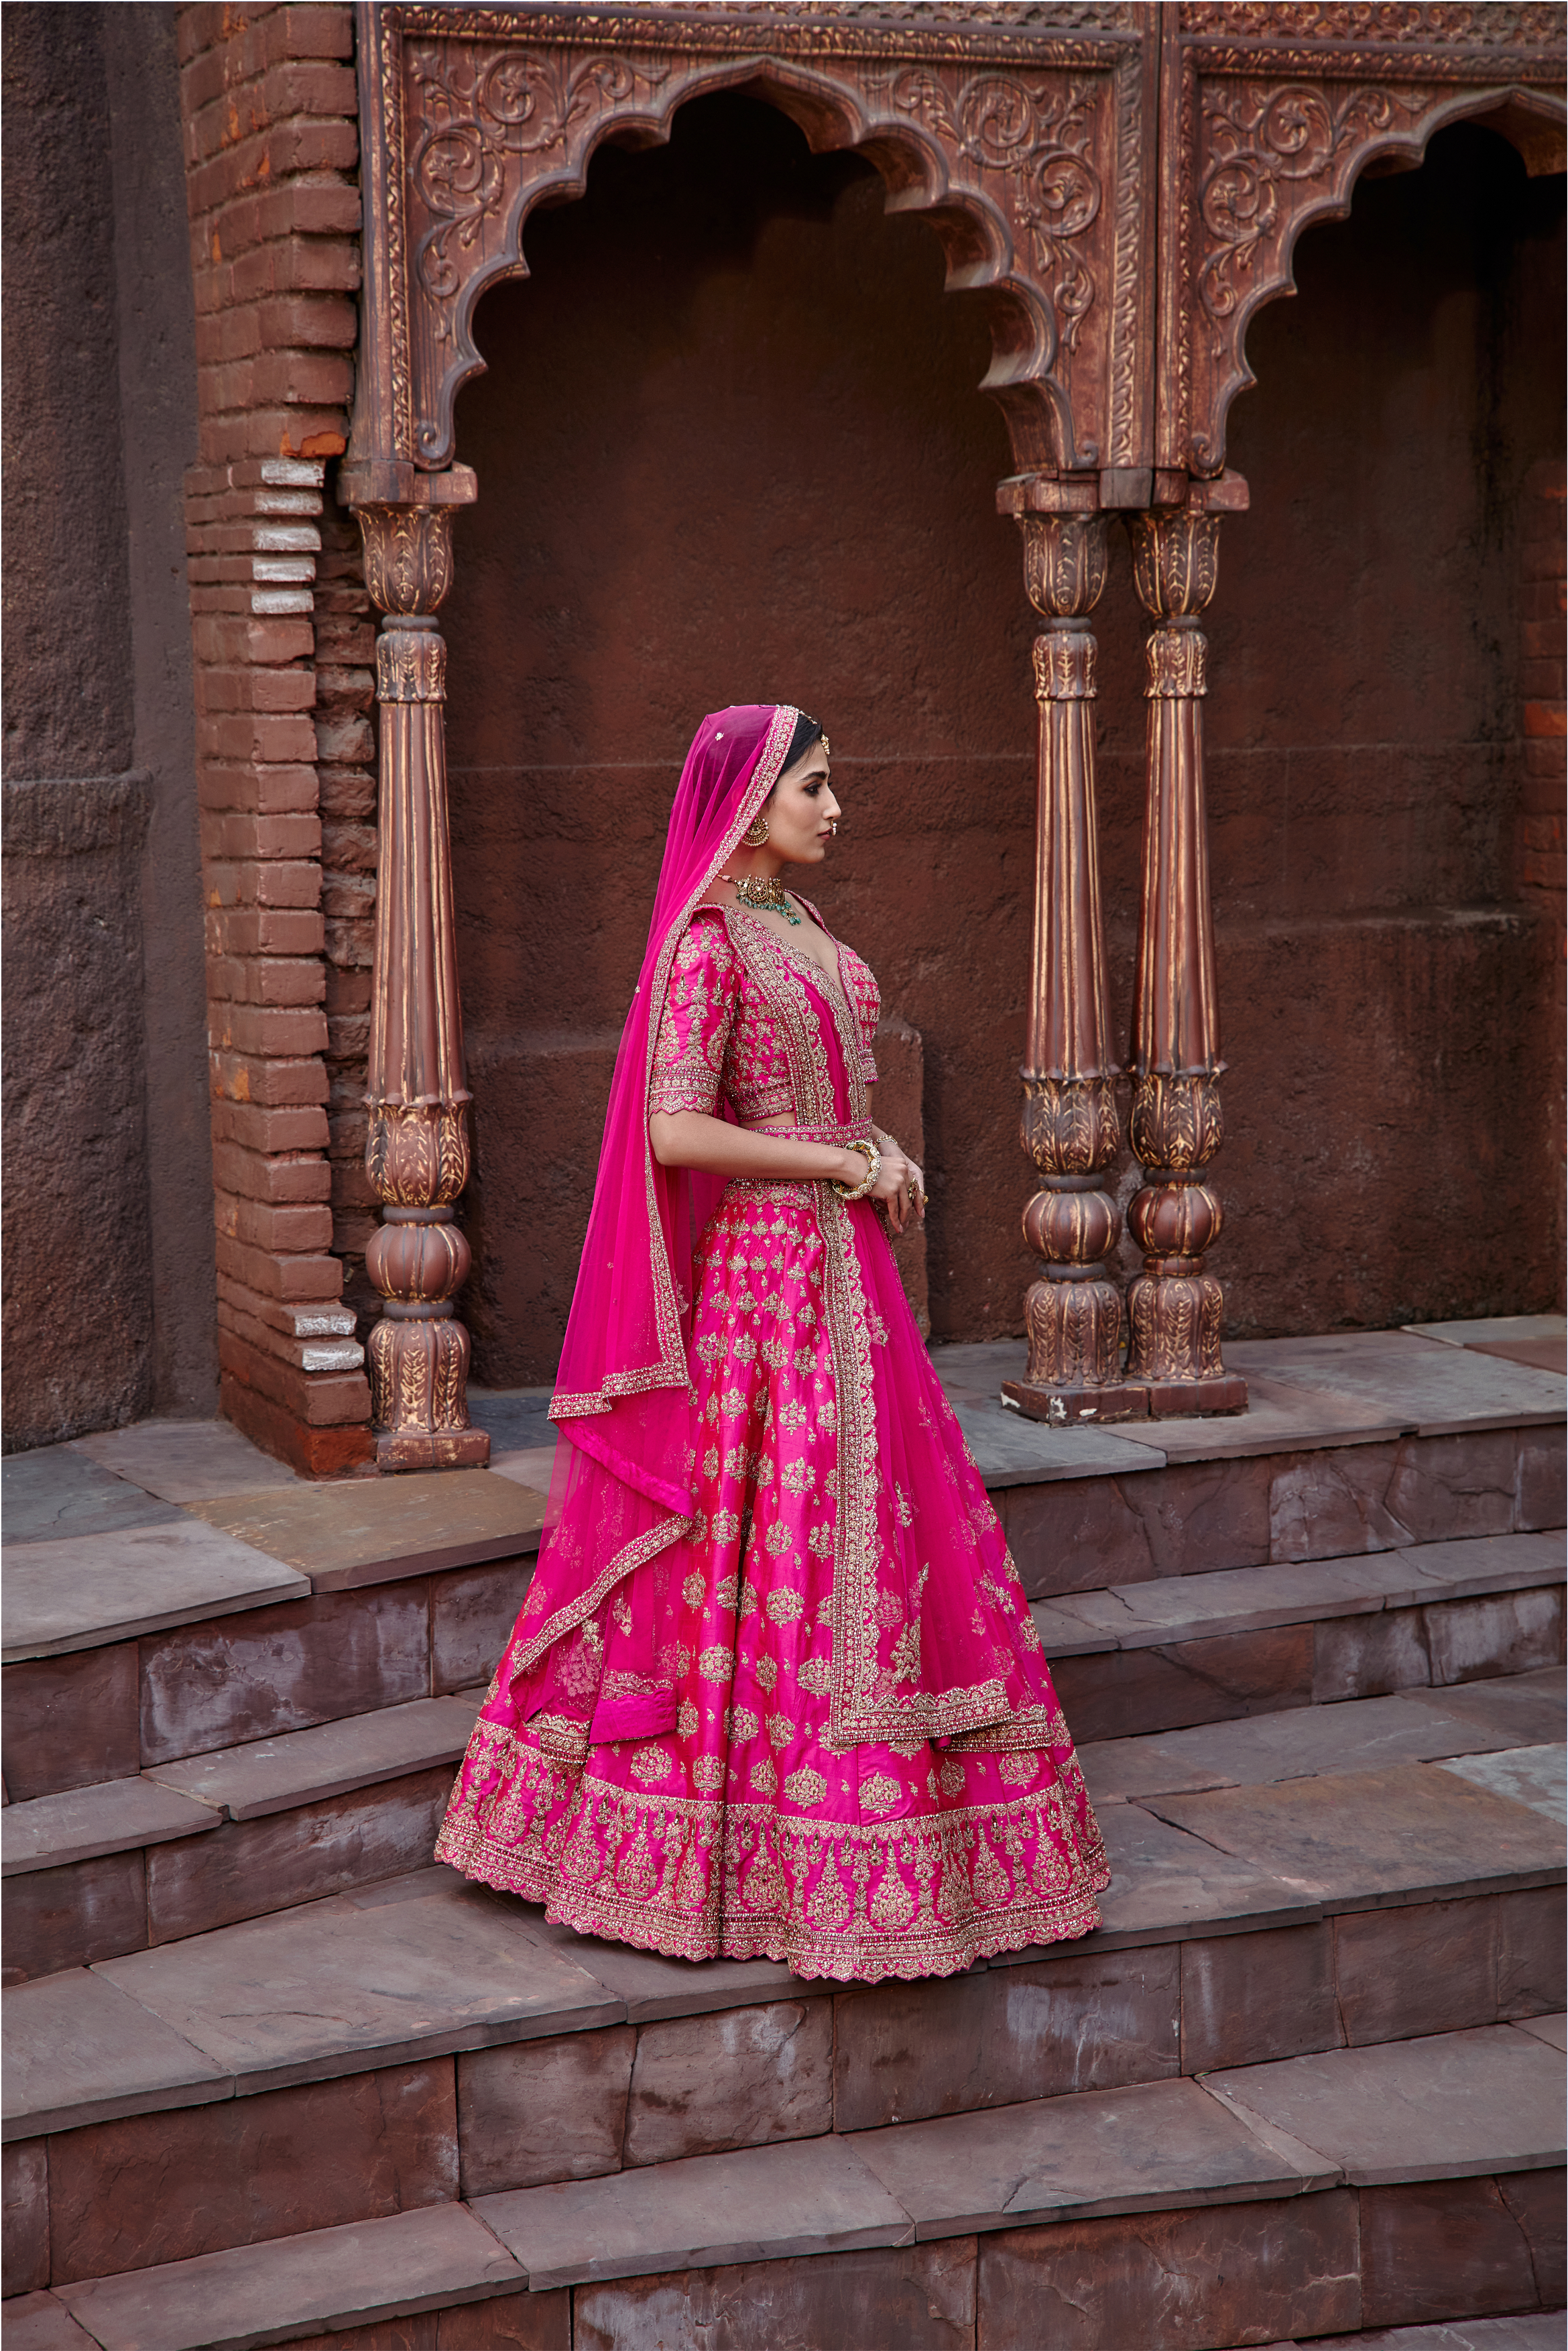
[436,1179,1110,1982]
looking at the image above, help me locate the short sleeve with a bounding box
[649,913,743,1118]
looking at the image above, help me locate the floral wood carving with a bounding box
[373,7,1145,475]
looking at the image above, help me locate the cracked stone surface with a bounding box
[474,2135,914,2288]
[52,2204,522,2351]
[849,2073,1337,2234]
[1139,1760,1566,1908]
[1204,2022,1566,2185]
[90,1878,623,2095]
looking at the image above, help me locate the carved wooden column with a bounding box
[351,494,489,1470]
[1124,506,1246,1418]
[998,496,1145,1426]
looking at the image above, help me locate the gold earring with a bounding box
[742,813,770,847]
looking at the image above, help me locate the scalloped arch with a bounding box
[381,21,1144,481]
[1191,78,1567,477]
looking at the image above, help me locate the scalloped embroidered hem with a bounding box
[432,1813,1111,1986]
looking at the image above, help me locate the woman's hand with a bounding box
[867,1138,925,1236]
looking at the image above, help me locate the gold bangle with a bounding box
[834,1139,881,1201]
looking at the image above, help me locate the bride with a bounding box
[436,702,1108,1979]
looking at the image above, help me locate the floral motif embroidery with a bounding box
[784,1766,828,1808]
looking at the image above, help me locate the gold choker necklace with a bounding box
[722,873,801,926]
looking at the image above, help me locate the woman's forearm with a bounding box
[649,1110,859,1187]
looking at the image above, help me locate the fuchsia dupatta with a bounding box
[508,704,800,1738]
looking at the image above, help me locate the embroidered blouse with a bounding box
[650,907,879,1127]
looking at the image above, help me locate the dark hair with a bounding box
[784,710,825,772]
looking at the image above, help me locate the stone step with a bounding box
[6,2021,1562,2349]
[1,1646,1561,1990]
[3,1679,1559,2293]
[1034,1531,1565,1741]
[1,1693,486,1984]
[5,1329,1560,1804]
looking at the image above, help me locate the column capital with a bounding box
[1018,511,1109,624]
[1128,508,1222,620]
[355,504,455,618]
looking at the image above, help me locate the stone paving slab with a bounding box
[1203,2021,1565,2186]
[1224,1330,1567,1436]
[1105,1374,1404,1464]
[1069,1804,1316,1949]
[489,1446,557,1493]
[518,1907,813,2020]
[1309,2317,1568,2351]
[144,1692,483,1821]
[1469,1335,1568,1374]
[1408,1314,1567,1350]
[3,1969,231,2140]
[91,1877,625,2095]
[1034,1532,1563,1660]
[3,1522,311,1662]
[954,1399,1164,1487]
[1,2295,101,2350]
[1140,1762,1566,1912]
[71,1418,300,1502]
[52,2203,524,2351]
[1437,1743,1567,1823]
[1402,1665,1565,1747]
[467,1385,556,1454]
[2,1446,186,1544]
[3,1775,220,1876]
[473,2133,914,2288]
[1078,1691,1526,1804]
[849,2073,1337,2237]
[185,1471,545,1591]
[1510,2011,1567,2051]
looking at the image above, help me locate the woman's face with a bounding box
[763,738,840,866]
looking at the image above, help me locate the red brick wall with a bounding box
[1518,456,1566,1300]
[178,3,371,1471]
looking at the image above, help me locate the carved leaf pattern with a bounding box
[1181,2,1561,44]
[1197,80,1429,330]
[406,44,671,322]
[876,69,1105,358]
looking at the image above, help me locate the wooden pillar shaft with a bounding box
[352,496,489,1471]
[1124,508,1246,1417]
[1000,509,1145,1426]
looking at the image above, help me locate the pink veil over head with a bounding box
[511,703,799,1727]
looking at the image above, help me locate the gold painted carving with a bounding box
[1021,1074,1119,1176]
[1033,630,1099,702]
[1128,508,1221,618]
[357,504,456,615]
[366,1100,473,1206]
[1126,1268,1225,1381]
[377,629,448,702]
[1024,1274,1124,1388]
[1129,1072,1224,1172]
[1022,512,1109,620]
[1145,626,1208,699]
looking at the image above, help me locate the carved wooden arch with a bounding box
[351,3,1161,491]
[1168,8,1567,478]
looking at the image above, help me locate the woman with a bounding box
[436,703,1108,1980]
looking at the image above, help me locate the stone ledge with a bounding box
[50,2203,524,2351]
[3,1778,221,1877]
[2,1522,312,1662]
[143,1690,485,1821]
[1032,1533,1566,1658]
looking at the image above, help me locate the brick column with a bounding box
[179,2,372,1472]
[1519,456,1566,1300]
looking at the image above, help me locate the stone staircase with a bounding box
[3,1322,1564,2347]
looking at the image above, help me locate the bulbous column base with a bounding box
[367,1311,492,1470]
[1002,1261,1150,1425]
[1124,1264,1248,1418]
